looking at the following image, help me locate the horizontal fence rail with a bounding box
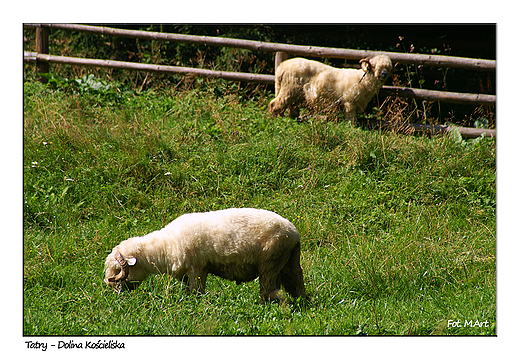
[25,23,496,72]
[23,52,275,84]
[24,52,496,107]
[379,87,495,106]
[359,118,496,139]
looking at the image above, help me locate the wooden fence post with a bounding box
[274,52,288,95]
[274,52,288,72]
[35,26,49,83]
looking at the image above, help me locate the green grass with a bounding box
[23,80,496,335]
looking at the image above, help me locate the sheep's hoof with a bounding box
[114,281,140,292]
[269,289,281,301]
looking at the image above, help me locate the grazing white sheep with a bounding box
[267,55,393,121]
[104,208,308,303]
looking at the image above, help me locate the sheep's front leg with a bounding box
[343,103,357,122]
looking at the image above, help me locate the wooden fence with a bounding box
[24,23,496,138]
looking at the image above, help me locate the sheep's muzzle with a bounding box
[107,251,129,291]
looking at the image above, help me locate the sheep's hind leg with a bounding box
[267,97,288,117]
[269,88,301,118]
[288,105,300,119]
[259,251,296,303]
[259,270,281,303]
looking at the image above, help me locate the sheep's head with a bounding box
[104,249,137,292]
[360,55,393,83]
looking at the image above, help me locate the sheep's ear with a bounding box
[127,257,137,266]
[360,58,371,72]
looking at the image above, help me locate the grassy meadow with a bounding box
[23,79,496,335]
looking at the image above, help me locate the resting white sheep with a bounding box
[104,208,308,303]
[267,55,393,121]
